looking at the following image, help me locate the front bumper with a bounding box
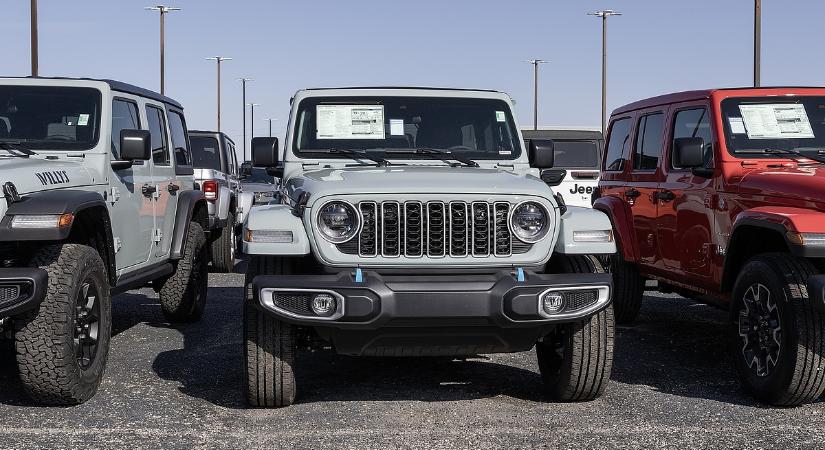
[253,269,612,355]
[0,268,48,317]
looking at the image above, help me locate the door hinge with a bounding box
[113,237,122,253]
[153,229,163,244]
[152,184,161,199]
[109,187,120,204]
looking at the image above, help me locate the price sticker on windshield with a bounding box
[317,105,385,140]
[738,104,815,139]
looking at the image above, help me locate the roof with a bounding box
[189,130,235,144]
[612,86,825,115]
[303,86,502,93]
[1,76,183,109]
[522,128,603,141]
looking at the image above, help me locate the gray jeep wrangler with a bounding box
[243,87,617,407]
[0,77,209,405]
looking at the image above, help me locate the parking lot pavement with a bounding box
[1,258,824,449]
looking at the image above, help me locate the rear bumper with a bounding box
[0,268,48,317]
[253,270,612,355]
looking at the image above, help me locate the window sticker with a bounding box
[77,114,90,126]
[390,119,405,136]
[495,111,506,122]
[728,117,746,134]
[738,104,815,139]
[317,105,385,140]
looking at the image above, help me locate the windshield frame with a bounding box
[720,95,825,160]
[0,85,102,151]
[290,95,523,161]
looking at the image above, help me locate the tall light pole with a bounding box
[588,9,622,136]
[238,78,253,161]
[753,0,761,87]
[30,0,38,76]
[264,118,278,137]
[206,56,232,132]
[247,103,261,143]
[145,5,181,95]
[526,59,547,130]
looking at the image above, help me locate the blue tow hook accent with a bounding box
[355,268,364,283]
[516,268,525,283]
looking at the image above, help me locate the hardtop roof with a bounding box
[0,76,183,109]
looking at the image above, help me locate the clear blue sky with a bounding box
[5,1,825,160]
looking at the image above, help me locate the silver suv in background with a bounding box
[189,131,241,272]
[522,127,602,208]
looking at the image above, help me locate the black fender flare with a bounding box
[170,190,207,259]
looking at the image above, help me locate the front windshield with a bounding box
[721,96,825,158]
[243,168,274,184]
[0,86,101,150]
[292,96,521,160]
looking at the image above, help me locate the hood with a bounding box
[284,165,549,202]
[0,156,95,196]
[738,165,825,204]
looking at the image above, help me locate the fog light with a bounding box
[541,291,565,315]
[311,293,337,317]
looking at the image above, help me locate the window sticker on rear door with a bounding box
[738,104,815,139]
[316,105,385,140]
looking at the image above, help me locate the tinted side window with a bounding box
[553,140,600,169]
[146,105,170,166]
[111,99,140,159]
[168,110,191,167]
[604,118,632,171]
[190,136,222,171]
[226,141,237,174]
[633,113,664,171]
[672,108,713,169]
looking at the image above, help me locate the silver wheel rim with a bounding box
[738,283,781,377]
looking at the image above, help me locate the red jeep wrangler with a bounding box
[595,87,825,406]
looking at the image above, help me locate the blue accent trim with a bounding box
[355,268,364,283]
[516,268,525,283]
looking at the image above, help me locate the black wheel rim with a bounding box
[74,280,101,369]
[738,283,781,377]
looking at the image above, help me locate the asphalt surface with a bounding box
[1,258,824,449]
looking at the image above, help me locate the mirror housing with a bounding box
[240,161,253,177]
[673,137,704,168]
[252,137,279,167]
[112,129,151,170]
[528,139,555,169]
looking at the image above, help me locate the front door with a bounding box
[627,111,666,267]
[108,97,154,271]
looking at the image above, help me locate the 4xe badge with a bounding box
[35,170,70,186]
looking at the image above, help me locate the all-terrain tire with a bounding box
[609,252,644,324]
[244,256,297,407]
[158,222,208,323]
[210,212,236,273]
[730,253,825,406]
[538,254,615,401]
[15,244,112,405]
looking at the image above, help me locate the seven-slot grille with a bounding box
[349,200,523,258]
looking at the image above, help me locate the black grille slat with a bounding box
[449,202,468,256]
[382,202,401,257]
[359,203,378,257]
[404,202,423,257]
[472,202,491,256]
[427,202,446,257]
[494,202,511,256]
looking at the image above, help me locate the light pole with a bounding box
[588,9,622,136]
[753,0,761,87]
[264,118,278,137]
[145,5,181,95]
[526,59,547,130]
[206,56,232,132]
[30,0,38,76]
[247,103,261,143]
[238,78,253,161]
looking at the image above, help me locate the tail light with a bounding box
[203,180,218,202]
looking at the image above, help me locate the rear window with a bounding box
[190,136,222,171]
[552,140,599,169]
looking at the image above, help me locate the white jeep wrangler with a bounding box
[243,87,616,407]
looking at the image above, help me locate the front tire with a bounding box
[730,253,825,406]
[244,256,297,408]
[538,255,615,401]
[159,222,208,323]
[609,252,644,324]
[15,244,112,405]
[210,212,236,273]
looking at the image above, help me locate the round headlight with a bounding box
[510,201,549,243]
[317,201,359,243]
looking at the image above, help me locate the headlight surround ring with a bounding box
[509,201,551,243]
[315,200,360,244]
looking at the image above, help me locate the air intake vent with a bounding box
[472,202,491,256]
[427,202,446,257]
[382,202,401,257]
[404,202,423,257]
[494,202,511,256]
[358,202,378,257]
[449,202,469,256]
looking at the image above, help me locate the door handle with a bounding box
[167,183,180,194]
[624,188,641,199]
[141,184,157,197]
[656,190,676,202]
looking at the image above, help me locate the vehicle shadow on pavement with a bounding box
[609,293,824,408]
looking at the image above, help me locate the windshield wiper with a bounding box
[302,148,390,167]
[0,139,35,157]
[384,148,479,167]
[736,148,825,165]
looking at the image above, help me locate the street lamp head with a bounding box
[206,56,232,62]
[145,5,181,13]
[238,77,254,82]
[525,59,548,65]
[588,10,622,17]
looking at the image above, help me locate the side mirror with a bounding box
[673,137,705,168]
[240,161,253,177]
[120,129,151,161]
[528,139,555,169]
[252,137,279,167]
